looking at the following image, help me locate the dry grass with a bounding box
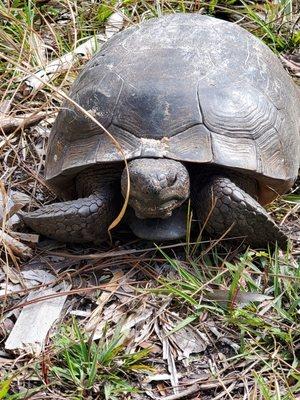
[0,1,300,399]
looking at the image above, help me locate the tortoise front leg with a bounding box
[21,164,122,244]
[192,175,288,249]
[22,191,119,243]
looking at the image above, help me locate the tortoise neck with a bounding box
[76,164,122,196]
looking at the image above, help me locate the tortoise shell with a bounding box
[46,13,300,204]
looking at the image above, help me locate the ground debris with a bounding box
[1,1,299,398]
[0,186,35,257]
[281,54,300,77]
[0,98,47,134]
[166,320,209,360]
[0,111,47,134]
[105,10,125,39]
[5,282,70,355]
[24,34,107,92]
[23,6,126,93]
[0,188,30,227]
[1,229,34,258]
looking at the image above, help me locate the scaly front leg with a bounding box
[192,175,288,249]
[21,167,121,243]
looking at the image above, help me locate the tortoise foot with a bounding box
[193,175,288,249]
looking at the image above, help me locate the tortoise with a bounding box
[23,13,300,248]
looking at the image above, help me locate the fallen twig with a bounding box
[156,384,200,400]
[0,112,47,134]
[0,229,33,258]
[280,55,300,77]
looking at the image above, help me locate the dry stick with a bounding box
[66,0,78,52]
[0,112,47,134]
[155,384,200,400]
[0,229,33,258]
[280,55,300,77]
[4,283,137,312]
[149,377,253,400]
[280,203,300,225]
[46,237,246,260]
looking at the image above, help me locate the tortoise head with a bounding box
[121,158,190,219]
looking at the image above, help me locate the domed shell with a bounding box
[46,13,300,203]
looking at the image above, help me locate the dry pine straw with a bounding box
[0,1,300,399]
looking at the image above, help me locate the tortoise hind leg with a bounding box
[193,175,288,249]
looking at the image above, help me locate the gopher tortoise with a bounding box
[23,13,300,248]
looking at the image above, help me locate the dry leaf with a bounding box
[5,282,70,355]
[1,229,33,258]
[105,11,124,39]
[169,325,209,359]
[205,289,273,307]
[155,320,179,395]
[85,270,124,334]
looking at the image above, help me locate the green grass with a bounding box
[151,245,300,398]
[283,194,300,204]
[0,0,299,399]
[241,0,299,53]
[49,319,153,399]
[1,320,153,400]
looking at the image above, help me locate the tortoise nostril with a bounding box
[169,174,177,186]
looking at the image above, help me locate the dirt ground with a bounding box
[1,1,300,399]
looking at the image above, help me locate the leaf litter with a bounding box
[0,0,300,399]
